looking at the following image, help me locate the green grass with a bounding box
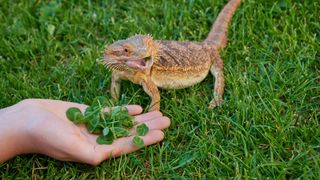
[1,0,319,178]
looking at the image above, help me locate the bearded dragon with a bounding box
[103,0,241,111]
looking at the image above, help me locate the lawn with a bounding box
[0,0,319,178]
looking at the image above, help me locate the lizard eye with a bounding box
[122,44,132,55]
[123,47,131,56]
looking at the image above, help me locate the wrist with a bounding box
[0,103,35,163]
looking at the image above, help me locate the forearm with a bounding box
[0,127,21,163]
[0,104,33,163]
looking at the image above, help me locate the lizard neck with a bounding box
[130,40,161,76]
[151,40,161,64]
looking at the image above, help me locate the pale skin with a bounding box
[0,99,170,165]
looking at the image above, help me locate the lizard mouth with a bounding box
[125,56,152,70]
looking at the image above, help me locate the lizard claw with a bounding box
[208,98,222,109]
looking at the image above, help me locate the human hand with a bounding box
[0,99,170,165]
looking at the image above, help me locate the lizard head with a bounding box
[103,35,158,71]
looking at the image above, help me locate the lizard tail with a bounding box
[204,0,241,49]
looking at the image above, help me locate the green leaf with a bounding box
[84,106,96,117]
[120,116,134,128]
[99,112,112,127]
[136,123,149,136]
[112,127,129,138]
[112,106,134,128]
[87,114,100,133]
[96,134,113,145]
[115,109,134,126]
[111,106,122,118]
[102,127,110,136]
[96,130,114,145]
[84,106,100,121]
[92,126,103,134]
[100,112,110,120]
[132,136,144,148]
[66,107,84,123]
[92,96,108,108]
[99,120,108,129]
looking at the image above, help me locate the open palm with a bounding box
[0,99,170,165]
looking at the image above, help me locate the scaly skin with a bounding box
[104,0,241,111]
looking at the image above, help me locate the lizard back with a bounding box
[154,41,211,68]
[151,41,212,89]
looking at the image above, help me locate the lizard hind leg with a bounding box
[209,51,225,109]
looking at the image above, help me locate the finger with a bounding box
[78,105,142,117]
[123,105,143,116]
[134,111,163,123]
[38,99,143,118]
[77,110,169,143]
[130,116,170,135]
[77,115,170,145]
[114,130,165,157]
[96,130,165,158]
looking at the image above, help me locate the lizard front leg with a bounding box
[142,78,160,111]
[110,72,121,101]
[209,51,225,109]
